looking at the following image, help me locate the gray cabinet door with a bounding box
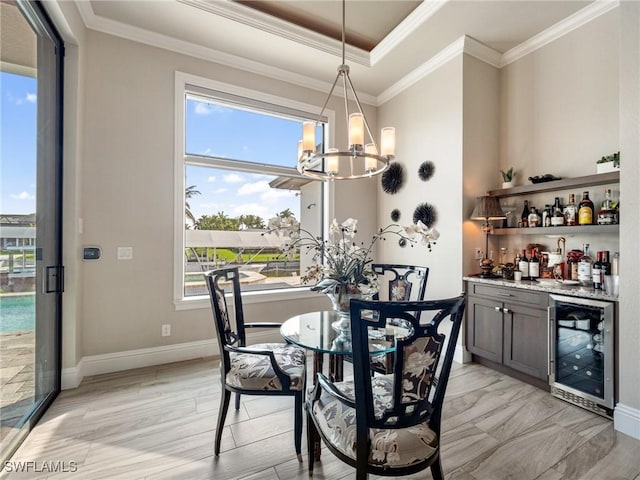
[467,296,503,363]
[503,302,548,380]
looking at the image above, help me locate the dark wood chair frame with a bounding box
[306,295,466,480]
[205,267,305,461]
[370,264,429,373]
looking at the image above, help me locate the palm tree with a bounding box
[185,185,201,227]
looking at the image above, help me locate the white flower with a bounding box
[340,218,358,237]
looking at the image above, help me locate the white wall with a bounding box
[376,57,464,300]
[462,54,501,276]
[75,29,375,360]
[617,0,640,431]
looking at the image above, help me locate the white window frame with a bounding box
[173,71,334,310]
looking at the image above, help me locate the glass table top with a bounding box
[280,310,411,355]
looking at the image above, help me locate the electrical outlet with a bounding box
[475,248,483,260]
[161,324,171,337]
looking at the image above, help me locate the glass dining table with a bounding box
[280,310,409,383]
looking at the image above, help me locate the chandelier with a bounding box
[296,0,395,180]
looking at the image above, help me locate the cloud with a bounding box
[213,188,227,194]
[194,103,214,115]
[237,181,270,196]
[10,191,35,200]
[231,203,271,218]
[193,102,232,116]
[223,173,244,183]
[7,92,36,105]
[207,176,216,182]
[261,189,297,201]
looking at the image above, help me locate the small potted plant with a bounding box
[596,152,620,174]
[500,167,516,188]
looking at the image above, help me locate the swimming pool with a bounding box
[0,294,35,333]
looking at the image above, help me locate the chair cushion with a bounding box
[311,375,437,468]
[226,343,305,391]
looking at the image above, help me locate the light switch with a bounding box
[117,246,133,260]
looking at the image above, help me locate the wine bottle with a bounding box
[521,200,530,228]
[563,194,578,226]
[551,197,565,227]
[592,251,602,290]
[528,207,540,227]
[577,243,592,285]
[529,249,540,279]
[578,191,594,225]
[542,204,552,227]
[518,249,529,279]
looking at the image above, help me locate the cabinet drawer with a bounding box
[470,283,547,307]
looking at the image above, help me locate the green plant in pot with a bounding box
[500,167,516,188]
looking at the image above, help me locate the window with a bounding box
[175,73,327,305]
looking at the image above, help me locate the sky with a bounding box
[1,72,306,224]
[185,98,305,223]
[1,72,37,215]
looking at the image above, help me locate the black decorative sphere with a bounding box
[381,163,405,194]
[390,209,401,222]
[413,202,437,228]
[418,161,435,181]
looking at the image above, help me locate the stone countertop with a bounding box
[463,276,619,302]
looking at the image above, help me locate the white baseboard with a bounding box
[454,344,472,364]
[614,403,640,440]
[61,330,278,390]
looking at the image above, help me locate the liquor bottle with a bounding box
[578,191,595,225]
[551,197,565,227]
[518,249,530,279]
[542,205,552,227]
[597,189,617,225]
[601,251,611,286]
[528,207,540,227]
[529,249,540,279]
[563,194,578,226]
[592,251,602,290]
[521,200,530,228]
[577,243,592,285]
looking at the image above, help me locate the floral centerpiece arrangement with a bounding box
[264,216,439,315]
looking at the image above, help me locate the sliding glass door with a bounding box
[0,0,63,462]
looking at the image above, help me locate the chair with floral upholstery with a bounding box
[370,264,429,374]
[306,295,466,480]
[205,267,306,461]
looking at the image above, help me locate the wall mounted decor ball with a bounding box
[418,161,435,181]
[390,209,401,222]
[413,202,437,227]
[381,163,405,194]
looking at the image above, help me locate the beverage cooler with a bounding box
[548,294,615,418]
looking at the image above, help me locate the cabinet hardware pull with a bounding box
[494,306,502,312]
[503,308,511,314]
[496,292,513,297]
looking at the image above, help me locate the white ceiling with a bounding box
[76,0,596,101]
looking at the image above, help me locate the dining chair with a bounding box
[205,267,306,461]
[306,295,466,480]
[370,264,429,373]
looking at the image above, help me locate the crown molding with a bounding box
[463,36,502,69]
[501,0,620,67]
[72,0,377,106]
[177,0,371,67]
[371,0,449,66]
[377,36,466,105]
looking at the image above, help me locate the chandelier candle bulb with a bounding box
[297,140,303,161]
[381,127,395,156]
[349,113,364,147]
[326,149,339,174]
[365,143,378,170]
[302,121,315,152]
